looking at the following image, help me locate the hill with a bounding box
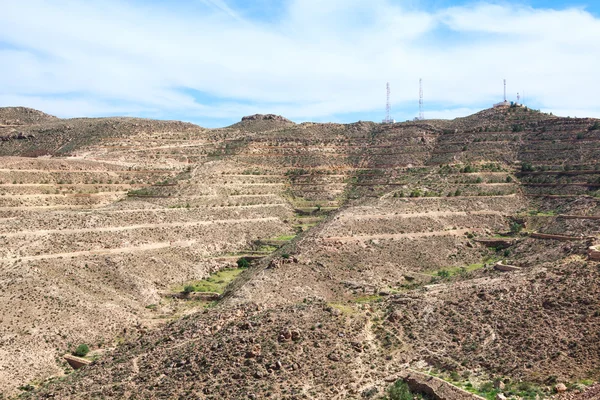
[1,106,599,399]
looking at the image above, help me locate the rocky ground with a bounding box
[1,106,599,399]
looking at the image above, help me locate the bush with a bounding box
[236,257,250,269]
[73,344,90,357]
[385,380,414,400]
[510,222,523,233]
[521,162,534,172]
[183,284,196,294]
[589,121,600,131]
[437,270,451,278]
[282,253,290,259]
[506,175,513,183]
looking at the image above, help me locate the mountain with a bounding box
[1,105,599,399]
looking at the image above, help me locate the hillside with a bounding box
[1,105,599,399]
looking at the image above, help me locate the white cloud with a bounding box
[0,0,598,126]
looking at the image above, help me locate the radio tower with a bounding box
[419,78,424,121]
[384,82,392,123]
[504,79,507,102]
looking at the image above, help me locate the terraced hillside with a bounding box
[1,106,600,399]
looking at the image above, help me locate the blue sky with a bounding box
[1,0,600,127]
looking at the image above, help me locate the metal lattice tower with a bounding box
[504,79,507,102]
[517,92,521,104]
[419,78,424,121]
[385,82,391,123]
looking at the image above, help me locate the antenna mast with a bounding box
[504,79,507,102]
[386,82,391,123]
[419,78,424,120]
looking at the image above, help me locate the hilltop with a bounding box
[1,105,599,399]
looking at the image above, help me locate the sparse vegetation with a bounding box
[73,344,89,357]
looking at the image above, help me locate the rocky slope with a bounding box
[1,105,599,399]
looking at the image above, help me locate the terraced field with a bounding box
[1,106,600,399]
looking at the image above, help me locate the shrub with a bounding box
[506,175,513,183]
[73,344,90,357]
[183,284,196,294]
[385,380,414,400]
[282,253,290,259]
[512,124,524,132]
[437,270,451,278]
[589,121,600,131]
[577,133,585,140]
[510,222,523,233]
[236,257,250,269]
[521,162,534,172]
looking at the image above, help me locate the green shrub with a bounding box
[282,253,290,259]
[236,257,250,269]
[510,222,523,233]
[183,284,196,294]
[384,380,414,400]
[437,270,451,278]
[589,121,600,131]
[521,162,534,172]
[73,344,90,357]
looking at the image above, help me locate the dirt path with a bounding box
[2,241,174,262]
[338,210,504,220]
[1,217,281,237]
[323,228,470,242]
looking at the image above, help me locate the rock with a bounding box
[351,341,364,352]
[496,393,507,400]
[245,344,261,358]
[494,379,505,390]
[278,328,292,342]
[241,114,292,123]
[291,329,301,341]
[361,386,378,398]
[555,383,567,393]
[328,353,341,362]
[388,311,403,322]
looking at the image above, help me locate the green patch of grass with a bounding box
[174,268,246,294]
[352,294,382,303]
[256,245,278,253]
[524,209,558,217]
[327,302,357,316]
[427,263,485,278]
[436,374,547,400]
[269,234,296,241]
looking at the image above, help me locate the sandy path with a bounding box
[1,217,281,238]
[322,228,470,242]
[338,210,504,220]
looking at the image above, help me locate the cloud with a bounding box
[0,0,598,127]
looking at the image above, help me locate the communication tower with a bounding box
[419,78,424,121]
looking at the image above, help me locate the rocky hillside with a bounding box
[2,106,600,399]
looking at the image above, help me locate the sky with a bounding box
[1,0,599,128]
